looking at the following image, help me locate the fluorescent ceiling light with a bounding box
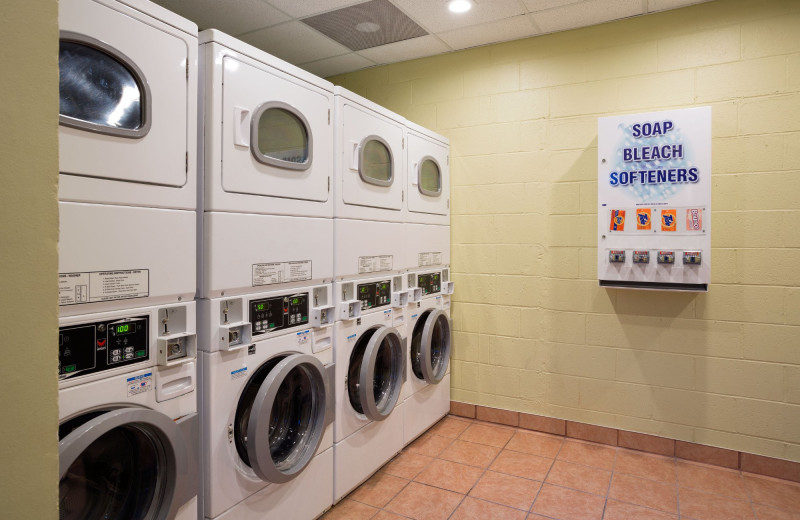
[448,0,472,13]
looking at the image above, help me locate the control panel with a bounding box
[250,293,308,336]
[418,272,441,296]
[59,315,148,379]
[357,280,391,311]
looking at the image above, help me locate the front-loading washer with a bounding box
[58,0,198,316]
[402,269,454,445]
[199,30,334,299]
[333,275,408,503]
[58,302,198,520]
[198,284,335,520]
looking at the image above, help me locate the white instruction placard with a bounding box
[252,260,312,287]
[59,269,149,306]
[126,372,153,397]
[358,255,394,274]
[418,252,443,267]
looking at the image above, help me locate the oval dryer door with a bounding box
[58,408,189,520]
[234,354,329,484]
[347,326,405,421]
[411,309,452,384]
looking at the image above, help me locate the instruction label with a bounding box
[126,372,153,397]
[358,255,393,274]
[231,367,248,381]
[59,269,149,306]
[252,260,312,287]
[418,252,443,267]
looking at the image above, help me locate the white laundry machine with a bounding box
[58,302,198,520]
[402,269,454,445]
[405,121,450,227]
[333,275,408,503]
[58,0,198,316]
[199,30,334,299]
[198,283,335,520]
[333,87,406,280]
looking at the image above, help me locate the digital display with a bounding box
[256,303,266,311]
[114,323,136,335]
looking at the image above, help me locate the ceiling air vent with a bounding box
[301,0,428,51]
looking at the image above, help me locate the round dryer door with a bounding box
[347,326,405,421]
[410,309,452,384]
[233,353,329,484]
[58,408,190,520]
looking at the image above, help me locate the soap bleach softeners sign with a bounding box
[597,107,711,291]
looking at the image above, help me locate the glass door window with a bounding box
[347,326,404,420]
[410,310,451,384]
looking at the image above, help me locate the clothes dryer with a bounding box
[405,121,450,226]
[333,87,406,281]
[58,302,198,520]
[198,284,335,520]
[402,268,454,445]
[58,0,198,316]
[333,275,407,503]
[199,30,334,299]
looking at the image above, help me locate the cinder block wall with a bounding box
[329,0,800,462]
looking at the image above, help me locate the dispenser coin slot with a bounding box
[608,250,626,263]
[683,251,702,265]
[657,251,675,264]
[632,251,650,264]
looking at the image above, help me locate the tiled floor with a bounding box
[322,415,800,520]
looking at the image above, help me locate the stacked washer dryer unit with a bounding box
[402,121,455,445]
[332,87,410,502]
[57,0,199,518]
[197,30,336,520]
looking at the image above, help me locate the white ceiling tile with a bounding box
[357,35,451,64]
[151,0,289,34]
[239,22,351,64]
[531,0,643,34]
[393,0,527,33]
[647,0,713,13]
[522,0,586,13]
[439,15,540,50]
[299,53,377,77]
[266,0,365,19]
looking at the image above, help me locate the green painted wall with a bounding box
[0,0,59,516]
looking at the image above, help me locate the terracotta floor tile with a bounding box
[469,470,542,511]
[490,449,554,481]
[321,499,378,520]
[615,449,676,483]
[506,430,564,458]
[608,473,678,514]
[372,511,407,520]
[459,422,516,448]
[753,504,800,520]
[603,500,678,520]
[677,461,748,500]
[545,459,612,496]
[383,451,435,480]
[531,484,606,520]
[679,487,755,520]
[743,474,800,512]
[557,439,617,471]
[451,497,528,520]
[429,416,472,438]
[414,458,484,494]
[440,439,501,468]
[405,432,453,458]
[384,482,463,520]
[349,472,409,508]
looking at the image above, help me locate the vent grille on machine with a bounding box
[301,0,428,51]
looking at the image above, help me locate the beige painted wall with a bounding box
[0,0,59,516]
[331,0,800,461]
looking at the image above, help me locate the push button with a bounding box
[657,251,675,264]
[632,251,650,264]
[683,251,702,265]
